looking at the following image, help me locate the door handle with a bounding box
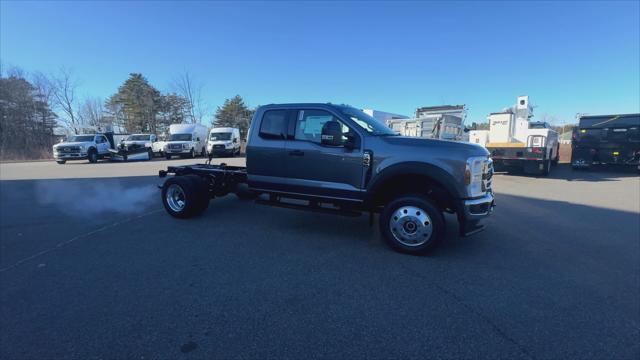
[288,150,304,156]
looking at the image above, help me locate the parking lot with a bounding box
[1,158,639,359]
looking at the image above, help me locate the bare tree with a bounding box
[78,97,104,127]
[50,68,82,134]
[171,70,206,124]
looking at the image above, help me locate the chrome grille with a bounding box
[169,144,182,150]
[57,146,80,153]
[483,159,493,192]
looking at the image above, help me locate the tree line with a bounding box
[0,65,254,160]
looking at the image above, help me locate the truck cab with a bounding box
[160,103,495,254]
[53,133,111,164]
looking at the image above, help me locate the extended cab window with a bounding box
[260,110,287,139]
[294,110,350,145]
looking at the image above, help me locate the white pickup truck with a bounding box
[53,134,112,164]
[121,134,165,157]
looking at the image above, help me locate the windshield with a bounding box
[67,135,95,142]
[169,133,192,141]
[338,106,397,136]
[210,132,232,141]
[127,135,150,141]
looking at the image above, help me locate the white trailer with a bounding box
[474,96,559,175]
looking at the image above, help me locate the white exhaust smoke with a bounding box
[35,180,158,216]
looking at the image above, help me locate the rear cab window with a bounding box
[259,110,288,139]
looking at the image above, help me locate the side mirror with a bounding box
[344,133,357,150]
[321,121,343,147]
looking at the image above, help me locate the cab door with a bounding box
[246,109,293,191]
[96,135,110,154]
[284,109,366,201]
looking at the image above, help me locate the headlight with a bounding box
[79,145,86,151]
[465,156,486,198]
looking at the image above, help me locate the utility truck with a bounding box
[53,133,113,164]
[158,103,495,255]
[469,96,558,175]
[164,124,208,159]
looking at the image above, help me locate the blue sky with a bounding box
[1,1,639,124]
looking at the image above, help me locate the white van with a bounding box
[165,123,209,159]
[207,127,241,157]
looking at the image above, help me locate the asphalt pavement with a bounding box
[1,158,639,359]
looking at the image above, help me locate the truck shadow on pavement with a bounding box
[1,175,639,359]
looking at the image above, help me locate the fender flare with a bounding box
[365,162,464,203]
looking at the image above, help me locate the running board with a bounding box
[255,198,362,217]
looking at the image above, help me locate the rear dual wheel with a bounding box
[380,195,444,255]
[161,175,210,218]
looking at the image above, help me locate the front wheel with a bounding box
[189,149,195,158]
[56,160,66,165]
[165,154,172,160]
[379,195,444,254]
[88,149,98,163]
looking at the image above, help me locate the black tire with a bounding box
[541,159,551,176]
[379,195,444,255]
[201,147,206,158]
[551,147,559,166]
[189,149,195,158]
[161,175,209,218]
[56,160,66,165]
[147,149,154,160]
[165,154,172,160]
[88,149,98,163]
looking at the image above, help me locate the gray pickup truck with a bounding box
[159,103,494,254]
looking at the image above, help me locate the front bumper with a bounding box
[54,152,88,160]
[166,148,191,154]
[458,192,495,236]
[463,192,495,221]
[208,147,234,156]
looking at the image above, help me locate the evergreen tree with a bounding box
[213,95,254,137]
[106,73,162,133]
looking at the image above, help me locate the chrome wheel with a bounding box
[166,184,186,213]
[389,206,433,247]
